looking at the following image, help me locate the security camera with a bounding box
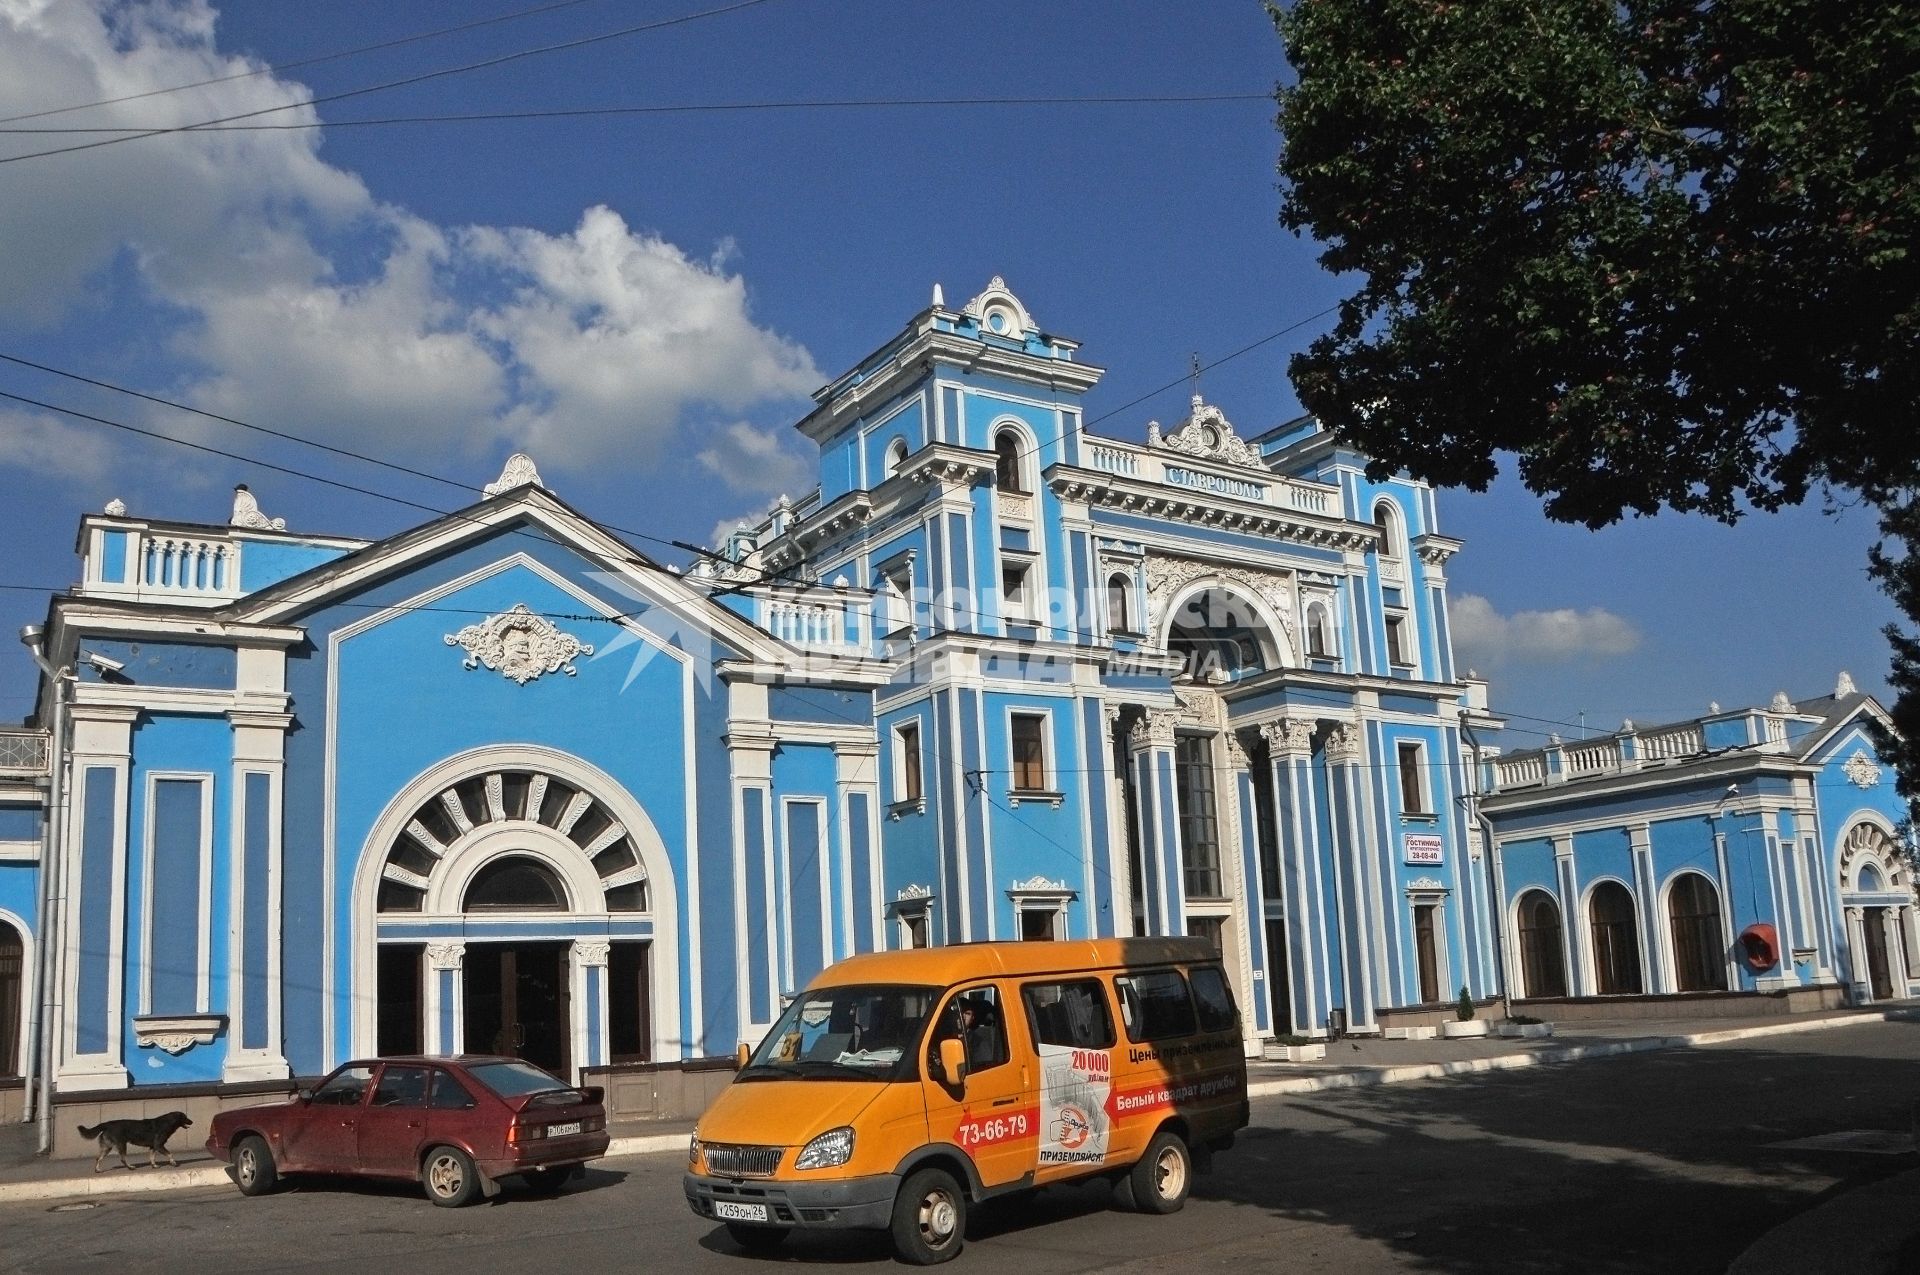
[1725,783,1740,796]
[83,651,127,676]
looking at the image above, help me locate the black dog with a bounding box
[76,1112,194,1172]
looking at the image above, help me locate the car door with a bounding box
[921,983,1035,1190]
[1021,977,1120,1186]
[283,1064,374,1174]
[357,1063,432,1178]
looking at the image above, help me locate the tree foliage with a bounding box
[1273,0,1920,796]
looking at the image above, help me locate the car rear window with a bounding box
[465,1060,573,1098]
[1188,965,1238,1033]
[1112,970,1197,1043]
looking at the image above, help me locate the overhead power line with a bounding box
[0,93,1273,134]
[0,0,782,167]
[0,0,610,126]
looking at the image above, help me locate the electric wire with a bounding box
[0,0,612,126]
[0,0,783,167]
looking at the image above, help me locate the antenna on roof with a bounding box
[1188,351,1203,403]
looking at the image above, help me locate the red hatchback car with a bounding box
[206,1055,611,1206]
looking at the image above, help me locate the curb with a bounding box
[3,1009,1910,1205]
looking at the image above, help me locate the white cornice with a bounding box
[1048,465,1369,552]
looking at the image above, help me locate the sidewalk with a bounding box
[2,1002,1913,1271]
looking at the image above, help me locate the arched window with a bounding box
[885,437,909,479]
[1106,572,1133,634]
[0,920,20,1077]
[1305,601,1334,659]
[464,857,568,913]
[1588,881,1643,994]
[1372,499,1404,559]
[1516,890,1567,998]
[994,430,1025,493]
[1668,873,1728,991]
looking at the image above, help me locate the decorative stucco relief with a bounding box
[1146,395,1264,468]
[1143,556,1297,646]
[444,603,594,685]
[1843,750,1883,790]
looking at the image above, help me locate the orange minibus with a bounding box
[683,937,1248,1264]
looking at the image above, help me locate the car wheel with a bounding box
[422,1145,481,1208]
[520,1168,570,1196]
[725,1222,790,1251]
[231,1136,279,1197]
[890,1166,967,1265]
[1127,1129,1191,1215]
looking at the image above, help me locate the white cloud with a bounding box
[0,1,818,477]
[0,407,117,484]
[695,421,814,498]
[1451,593,1642,667]
[708,507,772,551]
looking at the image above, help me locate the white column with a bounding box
[225,694,293,1082]
[425,942,465,1055]
[571,939,610,1084]
[57,703,137,1090]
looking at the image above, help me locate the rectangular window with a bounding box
[1174,735,1224,898]
[1019,906,1061,941]
[1398,741,1429,815]
[895,720,923,803]
[376,943,423,1056]
[1001,558,1035,624]
[902,910,930,949]
[608,941,652,1063]
[1022,980,1116,1049]
[882,565,914,635]
[1386,612,1413,667]
[1010,713,1048,792]
[1187,965,1238,1034]
[1113,970,1198,1043]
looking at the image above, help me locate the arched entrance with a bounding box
[1516,890,1567,998]
[1163,586,1290,683]
[1588,881,1644,995]
[1838,822,1915,1002]
[352,747,679,1076]
[1668,873,1728,992]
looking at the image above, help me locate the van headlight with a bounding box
[794,1126,854,1170]
[688,1135,702,1169]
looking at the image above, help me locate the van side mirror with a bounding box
[935,1037,967,1085]
[736,1043,751,1071]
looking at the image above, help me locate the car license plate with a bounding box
[715,1201,768,1222]
[547,1121,582,1137]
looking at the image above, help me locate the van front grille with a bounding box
[705,1143,784,1177]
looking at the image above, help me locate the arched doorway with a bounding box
[1162,585,1289,684]
[0,918,21,1077]
[1588,882,1644,995]
[1516,890,1567,998]
[1668,873,1728,992]
[353,747,678,1076]
[1838,822,1914,1002]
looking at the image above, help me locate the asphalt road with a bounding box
[4,1021,1915,1274]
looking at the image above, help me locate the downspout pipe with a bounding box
[18,624,69,1155]
[1457,711,1508,1002]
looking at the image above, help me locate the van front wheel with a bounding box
[891,1166,968,1265]
[1129,1130,1191,1214]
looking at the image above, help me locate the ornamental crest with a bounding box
[1147,395,1264,469]
[444,603,593,685]
[1843,749,1883,790]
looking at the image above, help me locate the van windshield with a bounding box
[740,984,938,1083]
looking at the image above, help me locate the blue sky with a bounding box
[0,0,1893,748]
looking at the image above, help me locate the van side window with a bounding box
[1021,980,1116,1049]
[930,986,1010,1073]
[1188,965,1238,1033]
[1112,970,1198,1043]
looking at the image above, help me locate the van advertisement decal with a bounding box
[954,1106,1038,1152]
[1105,1068,1243,1123]
[1037,1044,1112,1166]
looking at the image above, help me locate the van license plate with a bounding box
[715,1202,768,1222]
[546,1122,581,1137]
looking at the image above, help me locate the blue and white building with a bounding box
[0,278,1906,1151]
[1480,679,1917,1009]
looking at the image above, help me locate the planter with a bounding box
[1262,1041,1327,1063]
[1492,1022,1553,1039]
[1384,1025,1438,1041]
[1439,1019,1489,1039]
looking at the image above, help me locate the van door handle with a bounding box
[991,1096,1019,1107]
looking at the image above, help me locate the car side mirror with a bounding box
[935,1037,967,1086]
[296,1088,313,1103]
